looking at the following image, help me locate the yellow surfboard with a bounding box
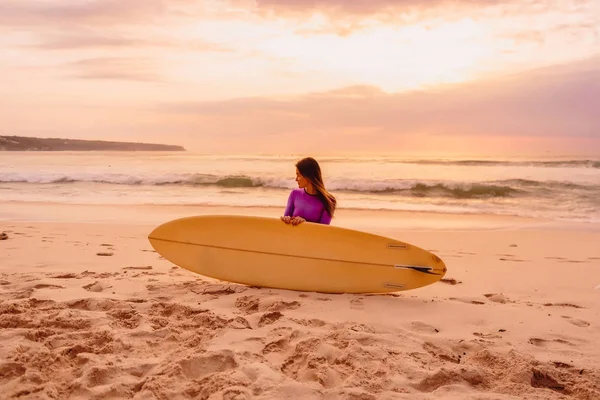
[148,215,447,294]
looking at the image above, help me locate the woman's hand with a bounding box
[280,216,305,225]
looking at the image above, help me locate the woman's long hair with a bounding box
[296,157,337,218]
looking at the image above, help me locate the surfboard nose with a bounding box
[148,224,162,241]
[148,220,171,248]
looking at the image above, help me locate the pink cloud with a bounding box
[21,29,233,52]
[247,0,564,16]
[66,57,163,82]
[156,56,600,145]
[0,0,196,27]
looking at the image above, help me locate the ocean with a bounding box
[1,152,599,223]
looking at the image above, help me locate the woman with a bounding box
[281,157,337,226]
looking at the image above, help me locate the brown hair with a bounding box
[296,157,337,218]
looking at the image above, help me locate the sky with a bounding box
[0,0,599,156]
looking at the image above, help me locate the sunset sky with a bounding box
[1,0,599,155]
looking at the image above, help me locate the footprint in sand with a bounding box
[235,296,301,314]
[0,362,26,380]
[12,288,34,299]
[411,321,440,334]
[280,337,329,380]
[67,298,121,311]
[528,337,575,347]
[544,302,584,309]
[78,366,124,389]
[83,281,112,292]
[198,284,247,296]
[52,273,78,279]
[566,318,590,328]
[473,332,503,340]
[449,297,485,305]
[108,309,142,329]
[220,387,252,400]
[33,284,65,290]
[261,337,290,354]
[350,297,364,310]
[441,278,462,285]
[229,316,252,330]
[266,300,301,312]
[411,367,486,392]
[234,296,261,314]
[290,318,328,328]
[531,369,566,391]
[422,341,460,363]
[499,257,529,262]
[483,293,510,304]
[178,351,237,379]
[258,311,283,327]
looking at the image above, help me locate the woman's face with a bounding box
[295,168,309,188]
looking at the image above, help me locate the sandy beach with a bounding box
[1,201,599,399]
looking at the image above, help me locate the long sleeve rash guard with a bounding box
[283,188,332,225]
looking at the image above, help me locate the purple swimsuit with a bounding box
[284,189,332,225]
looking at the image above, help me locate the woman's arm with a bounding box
[283,190,295,217]
[319,210,332,225]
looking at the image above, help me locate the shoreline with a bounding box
[3,200,593,233]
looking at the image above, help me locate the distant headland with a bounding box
[0,135,186,151]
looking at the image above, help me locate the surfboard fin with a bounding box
[394,264,442,275]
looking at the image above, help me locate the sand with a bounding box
[1,202,599,399]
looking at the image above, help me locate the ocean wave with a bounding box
[406,159,600,168]
[2,172,598,200]
[297,157,600,168]
[112,155,600,169]
[407,183,519,198]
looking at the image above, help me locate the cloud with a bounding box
[0,1,184,27]
[0,0,585,29]
[66,57,164,82]
[246,0,561,16]
[20,29,233,52]
[156,56,600,146]
[250,0,595,14]
[243,0,600,38]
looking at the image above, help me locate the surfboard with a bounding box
[147,215,447,294]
